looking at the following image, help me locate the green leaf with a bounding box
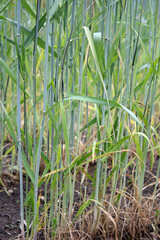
[24,13,47,49]
[65,94,144,129]
[21,0,36,19]
[133,28,159,78]
[0,58,16,83]
[102,136,130,160]
[0,0,13,14]
[0,57,30,97]
[0,16,58,58]
[60,102,69,162]
[49,0,61,20]
[0,15,7,20]
[133,132,154,170]
[83,26,108,98]
[93,32,104,73]
[106,10,125,69]
[22,151,35,184]
[0,102,16,140]
[73,192,95,222]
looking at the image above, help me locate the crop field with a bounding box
[0,0,160,239]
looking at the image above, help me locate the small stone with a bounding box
[8,189,13,194]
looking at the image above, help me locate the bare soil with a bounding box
[0,172,21,240]
[0,153,160,240]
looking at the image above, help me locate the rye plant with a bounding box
[0,0,160,239]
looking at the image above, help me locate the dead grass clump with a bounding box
[58,196,160,240]
[95,197,160,240]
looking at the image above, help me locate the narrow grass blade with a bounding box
[0,0,13,14]
[66,94,144,128]
[49,0,61,20]
[21,0,36,19]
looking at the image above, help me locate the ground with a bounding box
[0,153,160,240]
[0,172,21,240]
